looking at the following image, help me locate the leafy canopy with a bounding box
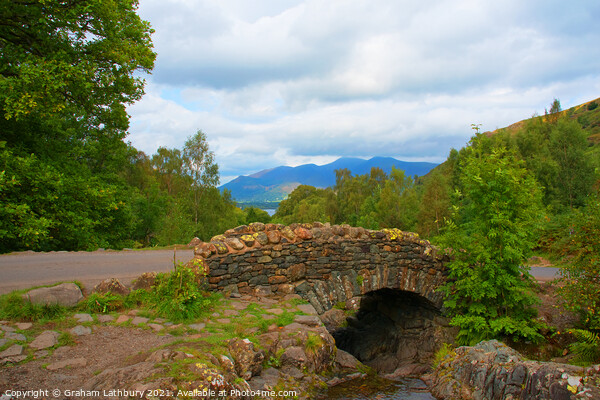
[439,133,545,345]
[0,0,155,132]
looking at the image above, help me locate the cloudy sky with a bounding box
[127,0,600,184]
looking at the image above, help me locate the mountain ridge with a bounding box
[221,156,439,203]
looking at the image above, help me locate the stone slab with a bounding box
[30,331,60,350]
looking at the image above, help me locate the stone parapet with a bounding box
[194,223,450,314]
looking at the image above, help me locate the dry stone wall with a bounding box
[194,222,450,315]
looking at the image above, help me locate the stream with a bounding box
[323,376,435,400]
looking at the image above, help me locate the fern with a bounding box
[569,329,600,365]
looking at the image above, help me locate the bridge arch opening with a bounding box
[331,288,451,375]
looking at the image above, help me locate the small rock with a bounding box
[15,322,32,330]
[1,355,26,364]
[0,325,15,332]
[115,315,130,324]
[267,308,284,315]
[73,313,94,323]
[295,315,322,327]
[153,318,166,323]
[335,349,360,370]
[188,323,205,331]
[35,350,49,359]
[30,331,60,350]
[216,318,231,324]
[46,357,87,371]
[131,317,149,326]
[97,315,115,323]
[70,325,92,336]
[0,344,23,358]
[297,304,318,315]
[4,332,26,341]
[148,324,164,332]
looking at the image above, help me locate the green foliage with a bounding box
[417,169,451,238]
[568,329,600,365]
[432,343,455,368]
[273,166,422,231]
[244,207,272,224]
[515,115,594,210]
[557,193,600,330]
[0,292,67,322]
[439,135,545,345]
[0,0,155,125]
[275,310,297,327]
[304,332,324,354]
[80,292,124,314]
[148,264,218,322]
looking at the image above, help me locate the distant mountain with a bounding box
[220,157,438,203]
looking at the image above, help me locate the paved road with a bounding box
[0,250,561,295]
[0,249,195,294]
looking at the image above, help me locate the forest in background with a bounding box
[0,1,251,253]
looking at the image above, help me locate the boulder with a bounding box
[227,338,264,380]
[430,340,599,400]
[131,272,157,291]
[280,346,308,369]
[93,278,130,296]
[23,283,83,307]
[320,308,347,332]
[335,349,361,370]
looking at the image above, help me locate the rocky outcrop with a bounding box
[430,340,600,400]
[194,223,449,315]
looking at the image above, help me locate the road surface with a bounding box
[0,249,195,294]
[0,250,561,295]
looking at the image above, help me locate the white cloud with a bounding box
[129,0,600,183]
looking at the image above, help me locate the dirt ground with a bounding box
[1,325,177,397]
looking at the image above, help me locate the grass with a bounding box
[433,343,456,368]
[304,333,323,354]
[0,292,68,322]
[79,292,124,314]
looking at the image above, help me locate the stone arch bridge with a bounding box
[193,222,449,315]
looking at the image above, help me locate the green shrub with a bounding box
[80,292,124,313]
[569,329,600,365]
[147,264,217,322]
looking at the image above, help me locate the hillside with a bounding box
[489,96,600,143]
[221,157,438,204]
